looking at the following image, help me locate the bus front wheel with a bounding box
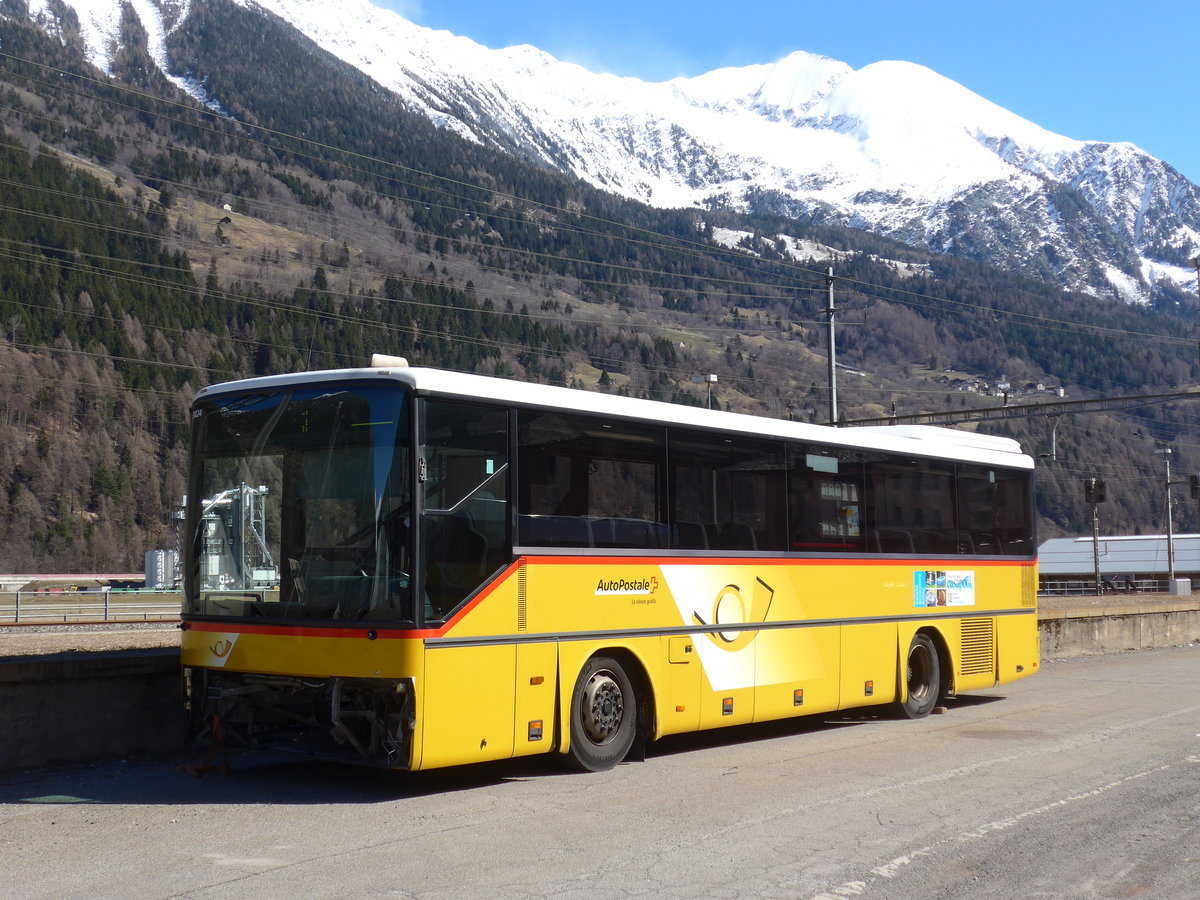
[900,633,940,719]
[567,656,636,772]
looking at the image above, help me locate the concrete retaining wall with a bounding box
[1,604,1197,771]
[0,648,181,771]
[1038,600,1200,659]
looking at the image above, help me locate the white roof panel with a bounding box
[195,363,1034,470]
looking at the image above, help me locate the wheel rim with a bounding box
[907,642,933,702]
[580,669,624,745]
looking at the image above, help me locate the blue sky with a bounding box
[380,0,1199,184]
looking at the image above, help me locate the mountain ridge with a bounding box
[19,0,1200,306]
[233,0,1200,307]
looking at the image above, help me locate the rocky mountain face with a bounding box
[17,0,1200,305]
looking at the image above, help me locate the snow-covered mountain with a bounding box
[19,0,1200,304]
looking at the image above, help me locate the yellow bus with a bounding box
[182,355,1038,772]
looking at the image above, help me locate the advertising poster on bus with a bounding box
[914,570,976,607]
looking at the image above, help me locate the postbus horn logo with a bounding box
[691,577,775,652]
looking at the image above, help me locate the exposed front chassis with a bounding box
[185,668,415,769]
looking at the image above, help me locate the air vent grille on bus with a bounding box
[959,618,995,676]
[1022,566,1037,608]
[517,560,527,632]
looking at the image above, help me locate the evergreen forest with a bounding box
[0,6,1198,572]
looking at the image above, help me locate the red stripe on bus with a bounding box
[185,620,418,639]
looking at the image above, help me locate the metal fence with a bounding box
[1038,578,1166,597]
[0,590,181,624]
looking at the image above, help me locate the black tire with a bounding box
[900,633,941,719]
[567,656,637,772]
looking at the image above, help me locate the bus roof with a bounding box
[194,360,1033,470]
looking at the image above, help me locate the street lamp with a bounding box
[691,373,718,409]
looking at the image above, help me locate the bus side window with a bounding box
[669,429,786,551]
[865,457,956,556]
[788,448,865,553]
[958,465,1034,555]
[517,411,665,549]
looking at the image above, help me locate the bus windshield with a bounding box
[185,384,412,623]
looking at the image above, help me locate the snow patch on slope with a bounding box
[28,0,123,71]
[1103,264,1151,305]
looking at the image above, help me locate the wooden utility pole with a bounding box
[826,266,837,424]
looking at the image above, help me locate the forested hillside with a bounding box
[0,5,1197,571]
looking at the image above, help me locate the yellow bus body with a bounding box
[183,553,1038,771]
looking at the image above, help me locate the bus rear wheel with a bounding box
[567,656,636,772]
[900,633,940,719]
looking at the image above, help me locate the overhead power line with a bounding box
[841,388,1200,427]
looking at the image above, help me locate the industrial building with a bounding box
[1038,534,1200,595]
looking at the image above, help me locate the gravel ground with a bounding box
[0,622,180,657]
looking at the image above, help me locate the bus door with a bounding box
[418,399,518,767]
